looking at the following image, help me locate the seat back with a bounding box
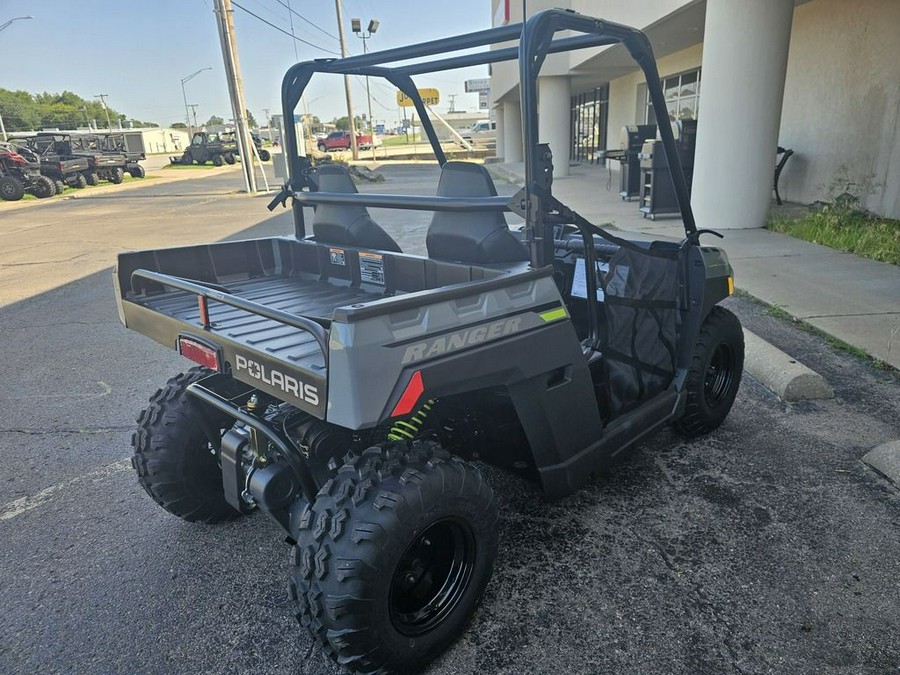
[426,161,528,265]
[312,164,401,252]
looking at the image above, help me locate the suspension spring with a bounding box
[387,400,435,441]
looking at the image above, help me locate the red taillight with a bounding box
[391,371,424,417]
[178,336,220,371]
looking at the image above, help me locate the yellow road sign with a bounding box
[396,88,440,107]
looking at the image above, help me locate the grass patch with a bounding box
[768,207,900,265]
[381,134,420,147]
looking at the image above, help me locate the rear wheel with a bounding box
[74,173,88,188]
[212,154,224,166]
[290,442,498,674]
[83,171,98,186]
[0,176,25,201]
[31,174,55,198]
[108,167,124,184]
[674,306,744,438]
[55,179,66,194]
[132,367,243,523]
[317,142,327,152]
[129,164,146,178]
[223,152,236,165]
[258,148,271,162]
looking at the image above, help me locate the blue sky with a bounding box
[0,0,493,127]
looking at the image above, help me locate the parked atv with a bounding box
[99,132,147,178]
[72,134,128,184]
[179,131,238,166]
[9,134,91,190]
[0,142,57,200]
[28,132,127,185]
[115,11,744,674]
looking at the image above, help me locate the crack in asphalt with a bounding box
[0,426,131,436]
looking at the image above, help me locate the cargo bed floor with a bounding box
[136,275,379,371]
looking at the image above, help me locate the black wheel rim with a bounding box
[705,342,736,406]
[389,517,476,637]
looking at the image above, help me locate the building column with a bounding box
[538,76,570,177]
[502,99,523,164]
[495,110,505,160]
[691,0,794,228]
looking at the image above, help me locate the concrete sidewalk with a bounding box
[490,162,900,370]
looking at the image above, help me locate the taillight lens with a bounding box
[178,336,221,371]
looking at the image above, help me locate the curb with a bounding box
[862,440,900,487]
[743,328,834,401]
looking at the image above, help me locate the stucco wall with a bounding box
[778,0,900,217]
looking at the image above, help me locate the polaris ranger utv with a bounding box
[115,10,743,674]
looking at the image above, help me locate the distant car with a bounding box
[461,119,496,147]
[317,130,379,152]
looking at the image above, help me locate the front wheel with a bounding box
[212,154,224,166]
[317,142,327,152]
[131,367,243,523]
[180,152,193,165]
[290,443,498,674]
[31,174,56,198]
[258,148,271,162]
[0,176,25,201]
[223,152,236,165]
[674,306,744,438]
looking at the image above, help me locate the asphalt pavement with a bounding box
[1,166,898,675]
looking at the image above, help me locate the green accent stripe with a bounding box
[539,306,569,323]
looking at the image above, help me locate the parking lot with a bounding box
[1,165,898,674]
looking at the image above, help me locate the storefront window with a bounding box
[570,85,609,164]
[646,68,701,124]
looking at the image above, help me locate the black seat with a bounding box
[312,164,401,252]
[426,161,528,265]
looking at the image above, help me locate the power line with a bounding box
[273,0,339,41]
[231,0,340,55]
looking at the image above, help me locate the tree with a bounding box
[171,122,187,129]
[245,109,257,128]
[206,115,224,126]
[332,115,364,131]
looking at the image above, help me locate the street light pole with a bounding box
[0,15,34,139]
[0,15,33,33]
[352,18,379,161]
[334,0,359,161]
[181,67,212,139]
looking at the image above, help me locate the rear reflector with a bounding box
[391,371,424,417]
[178,336,220,371]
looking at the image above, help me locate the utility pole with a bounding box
[213,0,257,192]
[188,104,199,130]
[94,94,112,131]
[334,0,359,160]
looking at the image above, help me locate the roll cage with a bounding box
[275,9,696,277]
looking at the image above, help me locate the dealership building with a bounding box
[489,0,900,227]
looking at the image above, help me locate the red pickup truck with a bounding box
[316,130,378,152]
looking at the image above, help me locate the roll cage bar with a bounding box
[276,9,697,271]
